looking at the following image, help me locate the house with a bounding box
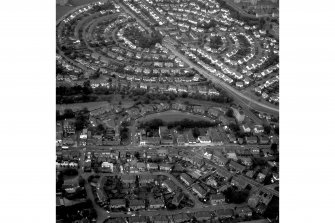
[139,83,147,90]
[253,125,264,134]
[212,151,229,166]
[101,162,113,171]
[147,163,159,171]
[210,194,225,205]
[245,136,258,144]
[241,124,252,133]
[159,163,172,172]
[215,209,234,219]
[121,175,136,185]
[109,199,126,209]
[149,197,165,209]
[256,173,266,183]
[239,157,253,167]
[246,170,255,178]
[192,184,206,198]
[172,192,184,206]
[172,213,190,223]
[231,176,249,189]
[137,162,146,172]
[250,147,260,156]
[180,173,194,186]
[208,88,220,96]
[152,215,169,223]
[198,136,211,143]
[236,81,244,88]
[194,211,212,221]
[259,136,269,144]
[208,108,220,117]
[232,107,245,123]
[235,206,253,218]
[129,200,145,211]
[248,193,261,208]
[216,168,233,181]
[139,175,155,186]
[229,161,246,173]
[162,180,178,193]
[128,216,147,223]
[176,134,186,145]
[140,136,160,146]
[193,106,206,114]
[157,148,168,157]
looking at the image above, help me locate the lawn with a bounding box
[56,0,101,20]
[138,110,214,123]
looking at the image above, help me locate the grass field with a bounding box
[137,110,214,123]
[56,0,101,20]
[56,101,110,112]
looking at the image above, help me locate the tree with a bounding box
[223,187,249,204]
[264,125,272,135]
[192,127,200,138]
[78,176,85,187]
[226,108,234,118]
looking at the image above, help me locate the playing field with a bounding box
[137,110,214,123]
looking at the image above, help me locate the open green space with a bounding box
[137,110,213,123]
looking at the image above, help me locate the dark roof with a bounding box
[229,161,246,172]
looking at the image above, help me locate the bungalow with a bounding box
[231,176,249,189]
[129,199,145,211]
[109,199,126,209]
[149,197,165,209]
[210,194,225,205]
[194,211,212,221]
[180,173,194,186]
[192,184,207,198]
